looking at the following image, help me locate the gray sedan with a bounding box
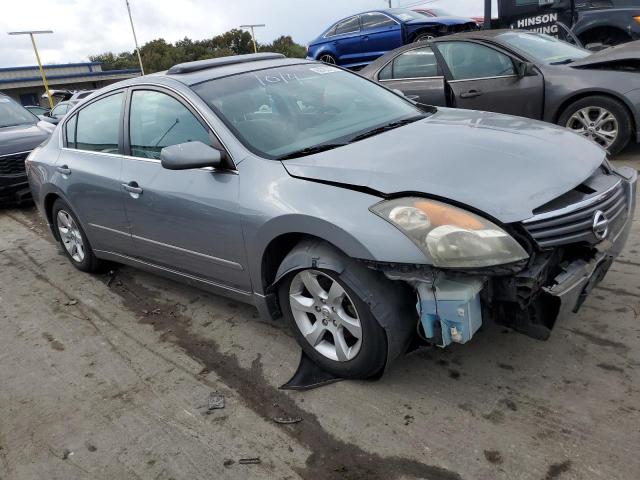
[360,30,640,154]
[26,53,636,379]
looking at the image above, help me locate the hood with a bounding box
[282,108,606,224]
[0,122,51,156]
[571,40,640,68]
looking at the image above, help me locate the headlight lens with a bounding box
[371,197,529,268]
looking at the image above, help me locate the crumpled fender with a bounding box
[272,239,415,373]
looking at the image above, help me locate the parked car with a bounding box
[0,93,53,206]
[27,53,636,379]
[414,7,483,28]
[307,8,478,69]
[40,100,79,125]
[361,30,640,154]
[24,105,50,116]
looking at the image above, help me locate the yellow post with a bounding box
[251,26,257,53]
[29,33,54,109]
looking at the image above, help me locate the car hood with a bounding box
[282,108,606,224]
[0,122,51,156]
[571,40,640,68]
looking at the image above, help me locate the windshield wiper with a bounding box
[347,115,424,143]
[277,143,348,160]
[550,58,574,65]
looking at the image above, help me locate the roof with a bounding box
[163,54,312,86]
[0,62,102,73]
[0,68,141,86]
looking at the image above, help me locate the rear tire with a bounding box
[278,265,388,379]
[52,198,104,273]
[558,95,631,156]
[318,53,337,65]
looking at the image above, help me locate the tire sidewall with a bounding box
[52,199,97,272]
[279,268,387,379]
[559,96,631,155]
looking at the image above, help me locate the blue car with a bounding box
[307,8,478,69]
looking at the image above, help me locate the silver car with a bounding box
[27,53,637,379]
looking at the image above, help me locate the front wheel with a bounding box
[558,96,631,155]
[414,32,437,43]
[279,268,387,379]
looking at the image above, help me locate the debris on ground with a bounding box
[272,416,303,424]
[61,449,73,460]
[207,392,225,412]
[238,457,261,465]
[223,459,235,467]
[64,299,78,306]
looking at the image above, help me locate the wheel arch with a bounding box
[576,25,632,46]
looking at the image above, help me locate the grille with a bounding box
[523,180,627,248]
[0,151,30,175]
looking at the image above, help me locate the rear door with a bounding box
[434,40,544,118]
[56,91,135,255]
[330,16,363,66]
[359,12,403,64]
[120,87,250,291]
[376,46,447,106]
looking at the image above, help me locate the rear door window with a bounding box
[74,92,123,153]
[379,47,440,80]
[437,41,516,80]
[128,90,211,160]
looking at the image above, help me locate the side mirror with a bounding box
[160,141,225,170]
[517,61,535,78]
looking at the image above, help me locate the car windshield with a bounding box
[387,8,428,21]
[499,32,591,64]
[193,64,425,159]
[0,96,37,128]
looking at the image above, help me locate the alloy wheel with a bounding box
[566,106,619,150]
[57,210,85,263]
[319,54,336,65]
[288,270,362,362]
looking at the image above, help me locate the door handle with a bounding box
[56,165,71,176]
[122,181,143,197]
[460,90,482,99]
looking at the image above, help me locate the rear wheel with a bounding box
[279,267,387,378]
[558,96,631,155]
[52,198,103,272]
[318,53,337,65]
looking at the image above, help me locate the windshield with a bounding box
[193,64,424,159]
[387,9,429,21]
[0,96,37,128]
[499,32,591,64]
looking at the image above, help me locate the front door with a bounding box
[121,88,250,291]
[435,40,544,119]
[376,45,447,106]
[359,12,403,64]
[331,16,364,66]
[56,91,135,255]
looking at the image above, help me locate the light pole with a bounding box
[8,30,54,109]
[125,0,145,75]
[239,24,266,53]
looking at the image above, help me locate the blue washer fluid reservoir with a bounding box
[416,276,484,347]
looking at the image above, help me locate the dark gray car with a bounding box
[26,53,637,379]
[0,93,53,205]
[360,30,640,154]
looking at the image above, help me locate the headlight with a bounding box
[371,197,529,268]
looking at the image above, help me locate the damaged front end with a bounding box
[377,165,637,347]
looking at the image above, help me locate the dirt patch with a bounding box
[566,328,629,352]
[597,363,625,373]
[483,450,503,465]
[108,269,463,480]
[42,332,65,351]
[544,460,572,480]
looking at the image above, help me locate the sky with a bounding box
[0,0,494,68]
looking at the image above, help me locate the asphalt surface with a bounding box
[1,145,639,480]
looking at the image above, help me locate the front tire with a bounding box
[52,198,103,272]
[414,32,437,43]
[558,95,631,155]
[318,53,337,65]
[279,267,387,379]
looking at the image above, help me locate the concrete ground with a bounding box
[1,146,639,480]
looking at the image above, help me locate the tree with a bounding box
[90,29,307,74]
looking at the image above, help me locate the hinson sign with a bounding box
[511,12,560,35]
